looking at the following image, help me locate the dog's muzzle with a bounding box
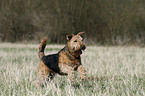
[76,50,82,55]
[75,45,86,55]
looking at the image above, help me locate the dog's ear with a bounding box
[66,34,74,40]
[77,32,85,35]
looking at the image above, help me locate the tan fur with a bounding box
[38,37,47,59]
[36,32,86,86]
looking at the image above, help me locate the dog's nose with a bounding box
[81,45,86,50]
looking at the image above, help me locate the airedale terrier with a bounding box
[36,32,86,86]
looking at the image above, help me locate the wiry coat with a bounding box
[36,32,86,87]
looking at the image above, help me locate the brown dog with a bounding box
[36,32,86,86]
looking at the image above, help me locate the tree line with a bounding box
[0,0,144,45]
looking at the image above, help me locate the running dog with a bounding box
[36,32,86,86]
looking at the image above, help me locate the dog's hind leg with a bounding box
[36,61,54,87]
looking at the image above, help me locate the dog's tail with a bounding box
[38,37,47,59]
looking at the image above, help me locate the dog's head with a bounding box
[67,32,86,57]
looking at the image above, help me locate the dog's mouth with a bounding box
[73,46,86,56]
[75,50,82,55]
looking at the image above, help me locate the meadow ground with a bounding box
[0,43,144,96]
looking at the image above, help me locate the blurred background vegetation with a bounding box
[0,0,145,45]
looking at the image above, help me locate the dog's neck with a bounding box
[64,46,80,60]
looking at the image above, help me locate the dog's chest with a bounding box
[68,59,80,67]
[59,51,81,68]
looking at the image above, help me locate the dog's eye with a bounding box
[74,40,77,42]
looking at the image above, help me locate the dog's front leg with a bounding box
[60,64,75,81]
[77,65,86,80]
[68,68,75,81]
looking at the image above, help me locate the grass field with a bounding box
[0,43,144,96]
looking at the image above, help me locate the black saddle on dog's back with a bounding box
[41,54,60,74]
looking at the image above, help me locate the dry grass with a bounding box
[0,43,144,96]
